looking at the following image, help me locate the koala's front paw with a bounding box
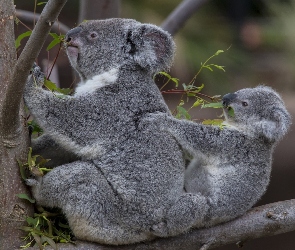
[25,178,40,187]
[29,63,45,87]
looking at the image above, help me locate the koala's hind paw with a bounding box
[151,221,169,236]
[25,178,39,187]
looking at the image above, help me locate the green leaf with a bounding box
[56,88,72,95]
[171,77,179,87]
[28,120,43,134]
[18,160,27,180]
[157,71,171,78]
[44,80,58,91]
[214,50,224,56]
[202,102,223,109]
[27,147,32,167]
[37,1,47,5]
[41,235,57,250]
[212,64,225,72]
[26,216,39,227]
[15,31,32,49]
[187,92,196,97]
[176,106,191,120]
[228,107,235,117]
[203,65,213,71]
[202,119,225,128]
[32,233,43,249]
[192,99,203,108]
[44,80,72,95]
[17,194,36,204]
[47,39,61,51]
[58,221,70,229]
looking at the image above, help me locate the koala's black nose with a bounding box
[65,27,82,43]
[222,93,237,107]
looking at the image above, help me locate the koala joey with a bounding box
[148,85,291,233]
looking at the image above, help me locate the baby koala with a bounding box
[150,85,291,235]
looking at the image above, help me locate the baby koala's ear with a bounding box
[255,107,291,142]
[124,23,175,73]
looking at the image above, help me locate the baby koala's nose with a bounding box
[65,27,82,43]
[222,93,237,107]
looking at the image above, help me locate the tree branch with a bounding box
[161,0,209,36]
[1,0,68,145]
[78,0,121,24]
[16,9,70,34]
[27,199,295,250]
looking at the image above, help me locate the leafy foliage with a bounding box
[17,148,74,249]
[20,206,74,250]
[47,33,65,51]
[159,50,227,125]
[44,79,72,97]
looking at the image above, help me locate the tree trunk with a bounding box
[0,1,33,249]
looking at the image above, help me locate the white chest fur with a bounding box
[74,68,118,96]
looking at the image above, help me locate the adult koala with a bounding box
[24,18,206,245]
[149,85,291,236]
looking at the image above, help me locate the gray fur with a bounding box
[23,18,291,245]
[148,85,291,235]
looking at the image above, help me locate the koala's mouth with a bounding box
[66,44,79,60]
[224,106,235,118]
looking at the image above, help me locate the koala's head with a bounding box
[222,86,291,142]
[65,18,175,81]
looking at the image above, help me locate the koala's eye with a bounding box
[89,32,98,39]
[242,101,248,107]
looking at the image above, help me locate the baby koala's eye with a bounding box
[242,101,248,107]
[89,32,98,39]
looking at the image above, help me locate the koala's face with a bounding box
[65,18,175,81]
[222,86,291,141]
[222,86,284,124]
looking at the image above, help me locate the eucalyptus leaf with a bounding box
[15,31,32,49]
[17,194,36,204]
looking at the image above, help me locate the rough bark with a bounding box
[0,0,67,249]
[0,1,32,249]
[161,0,209,36]
[28,199,295,250]
[78,0,121,24]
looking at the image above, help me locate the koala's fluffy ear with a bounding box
[125,24,175,73]
[256,107,291,142]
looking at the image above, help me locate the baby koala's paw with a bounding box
[29,63,45,87]
[25,178,40,187]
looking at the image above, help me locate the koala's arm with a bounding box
[147,113,234,153]
[24,66,102,158]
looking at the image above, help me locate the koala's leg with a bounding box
[151,193,209,237]
[27,160,153,244]
[31,134,79,167]
[26,161,102,208]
